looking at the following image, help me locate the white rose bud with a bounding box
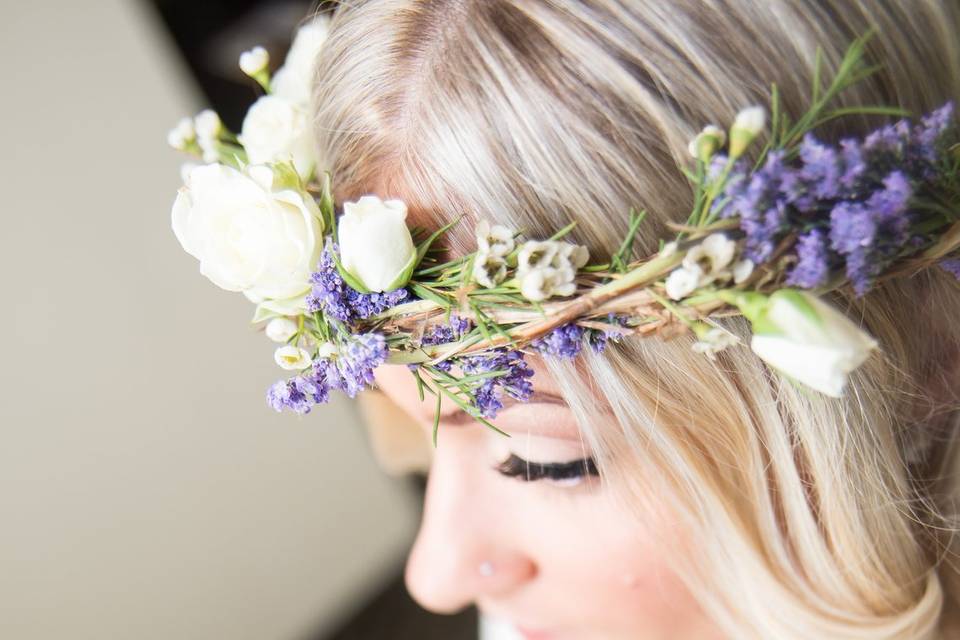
[240,95,317,179]
[167,117,195,150]
[171,163,322,302]
[272,17,330,107]
[275,345,312,370]
[239,46,270,76]
[265,317,299,343]
[337,195,417,292]
[729,106,766,158]
[749,290,878,397]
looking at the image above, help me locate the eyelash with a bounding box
[495,454,599,484]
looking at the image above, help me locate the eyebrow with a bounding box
[439,390,575,434]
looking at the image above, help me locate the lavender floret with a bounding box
[530,324,585,359]
[459,350,534,419]
[307,243,409,323]
[786,227,831,289]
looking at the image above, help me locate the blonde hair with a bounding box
[312,1,960,637]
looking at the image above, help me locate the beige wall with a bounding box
[0,2,419,638]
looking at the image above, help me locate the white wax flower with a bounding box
[732,258,755,284]
[692,326,740,360]
[473,252,508,288]
[552,242,589,270]
[749,290,878,397]
[194,109,222,142]
[240,95,318,179]
[682,232,736,276]
[665,264,703,300]
[517,240,558,276]
[171,163,322,302]
[687,124,726,160]
[265,317,299,343]
[337,195,417,292]
[167,117,195,150]
[239,45,270,76]
[272,17,330,107]
[275,345,312,370]
[475,221,515,257]
[519,265,576,302]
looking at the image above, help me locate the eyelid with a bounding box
[495,453,599,483]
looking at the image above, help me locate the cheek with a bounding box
[521,490,699,631]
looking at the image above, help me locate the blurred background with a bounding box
[0,1,480,638]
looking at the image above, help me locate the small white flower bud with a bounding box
[732,258,755,284]
[194,109,223,142]
[265,317,299,343]
[274,345,312,370]
[687,125,726,162]
[316,342,338,360]
[167,117,195,150]
[239,46,270,76]
[729,106,766,158]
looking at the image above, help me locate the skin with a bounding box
[373,359,723,639]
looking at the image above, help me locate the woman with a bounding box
[309,1,960,638]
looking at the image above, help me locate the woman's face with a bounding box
[373,359,720,640]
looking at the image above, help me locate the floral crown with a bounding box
[168,21,960,442]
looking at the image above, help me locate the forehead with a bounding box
[372,357,584,440]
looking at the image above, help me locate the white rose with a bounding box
[337,195,417,292]
[272,17,330,107]
[749,290,878,397]
[239,95,317,179]
[172,163,322,302]
[275,345,312,370]
[265,317,299,343]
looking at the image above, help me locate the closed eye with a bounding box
[495,453,599,483]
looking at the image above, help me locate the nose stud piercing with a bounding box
[478,561,495,577]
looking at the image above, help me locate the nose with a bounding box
[404,444,537,614]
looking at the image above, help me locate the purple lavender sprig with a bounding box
[306,241,409,323]
[267,332,388,414]
[713,102,957,296]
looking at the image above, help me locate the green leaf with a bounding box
[548,221,578,241]
[409,283,451,309]
[319,171,336,237]
[328,247,372,294]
